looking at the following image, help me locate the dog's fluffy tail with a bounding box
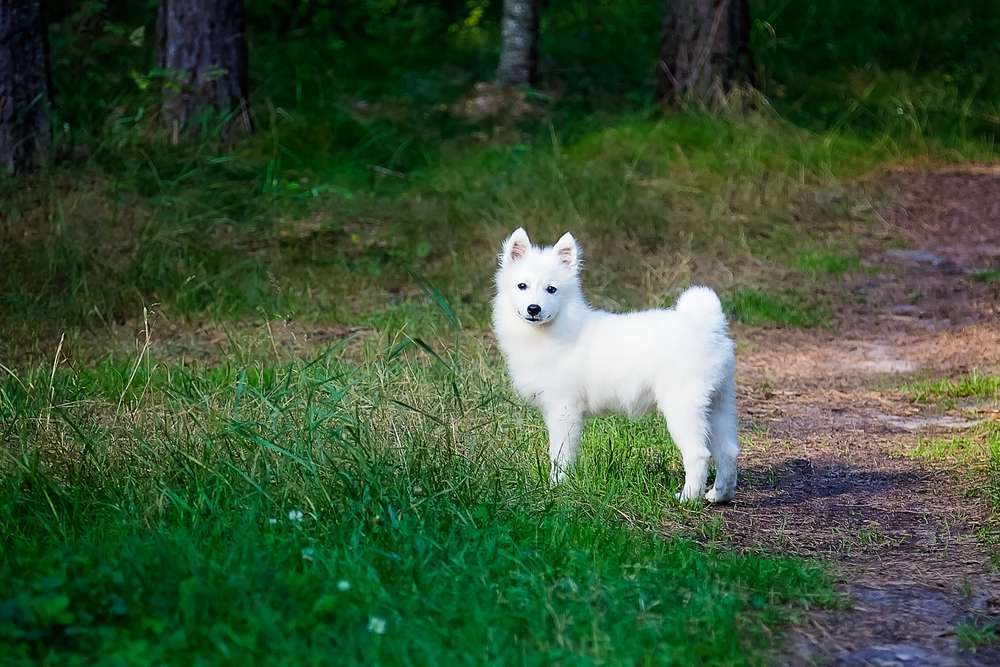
[675,286,727,331]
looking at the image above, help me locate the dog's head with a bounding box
[495,228,580,326]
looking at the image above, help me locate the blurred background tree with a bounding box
[657,0,754,107]
[0,0,50,174]
[497,0,540,86]
[156,0,253,140]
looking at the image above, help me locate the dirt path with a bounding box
[722,167,1000,665]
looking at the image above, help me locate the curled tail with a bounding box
[675,286,727,331]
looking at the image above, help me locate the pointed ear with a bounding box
[554,232,579,271]
[501,227,531,266]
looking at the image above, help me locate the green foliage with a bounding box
[46,1,157,133]
[43,1,1000,151]
[754,0,1000,145]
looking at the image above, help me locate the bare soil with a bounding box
[723,167,1000,666]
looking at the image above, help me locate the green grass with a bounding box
[909,434,985,464]
[0,111,879,354]
[0,336,836,665]
[971,268,1000,283]
[906,422,1000,560]
[895,373,999,530]
[955,620,999,652]
[795,250,861,277]
[904,371,1000,405]
[7,108,864,355]
[724,289,830,328]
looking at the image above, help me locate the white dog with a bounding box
[492,228,738,502]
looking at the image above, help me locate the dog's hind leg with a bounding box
[705,374,739,503]
[660,391,712,503]
[543,401,583,486]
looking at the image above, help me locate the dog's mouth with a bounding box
[525,315,542,322]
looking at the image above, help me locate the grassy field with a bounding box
[0,333,838,665]
[2,0,999,664]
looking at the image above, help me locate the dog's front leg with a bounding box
[543,402,583,486]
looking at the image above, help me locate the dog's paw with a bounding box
[704,487,733,504]
[675,490,699,503]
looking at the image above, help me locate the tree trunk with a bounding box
[657,0,754,108]
[157,0,252,140]
[497,0,539,87]
[0,0,50,174]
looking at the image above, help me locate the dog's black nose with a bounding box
[527,304,541,317]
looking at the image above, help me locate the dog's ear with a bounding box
[501,228,531,266]
[554,232,579,271]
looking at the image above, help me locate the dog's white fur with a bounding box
[492,228,739,502]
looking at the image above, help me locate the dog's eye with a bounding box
[546,285,558,294]
[517,283,528,290]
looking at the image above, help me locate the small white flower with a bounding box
[268,518,278,525]
[336,579,351,592]
[301,548,315,561]
[288,510,304,522]
[367,616,387,634]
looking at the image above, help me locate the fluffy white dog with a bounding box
[492,228,738,503]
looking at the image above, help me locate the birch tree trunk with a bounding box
[496,0,540,87]
[0,0,50,174]
[657,0,754,108]
[157,0,253,140]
